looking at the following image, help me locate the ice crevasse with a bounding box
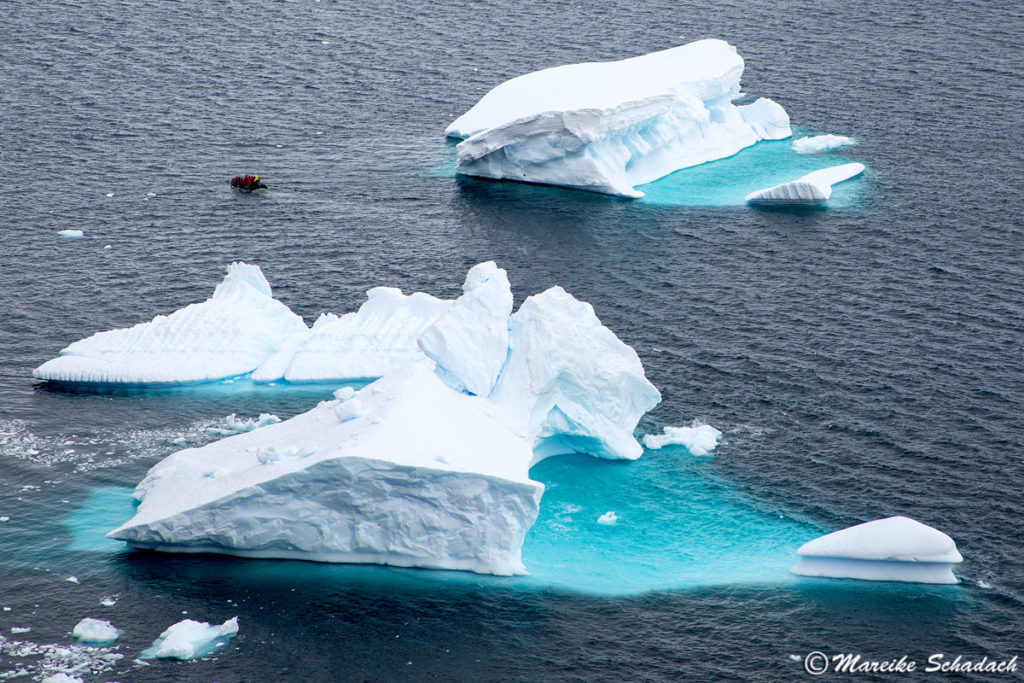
[108,262,663,576]
[446,39,792,198]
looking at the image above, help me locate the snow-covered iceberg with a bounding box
[108,263,661,575]
[792,134,856,154]
[33,263,308,386]
[791,516,963,584]
[745,162,865,206]
[140,617,238,660]
[446,39,791,198]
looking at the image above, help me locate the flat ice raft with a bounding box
[109,263,662,575]
[745,162,865,206]
[791,516,963,584]
[447,39,791,197]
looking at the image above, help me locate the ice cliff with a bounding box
[445,39,792,197]
[791,516,962,584]
[108,263,662,575]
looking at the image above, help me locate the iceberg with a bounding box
[72,618,120,645]
[745,162,865,206]
[446,39,791,198]
[643,423,722,456]
[108,264,661,575]
[791,516,963,584]
[57,229,84,239]
[792,134,856,154]
[33,263,308,386]
[140,617,238,660]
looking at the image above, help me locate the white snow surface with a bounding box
[33,263,308,385]
[446,39,792,198]
[791,516,963,584]
[72,618,120,644]
[745,162,865,206]
[109,265,661,575]
[643,423,722,455]
[792,134,856,154]
[140,617,238,660]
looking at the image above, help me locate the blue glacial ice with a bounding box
[107,263,662,576]
[446,39,791,198]
[791,516,963,584]
[139,617,238,660]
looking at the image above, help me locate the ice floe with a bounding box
[72,618,120,645]
[745,162,865,206]
[791,516,962,584]
[643,423,722,456]
[140,616,238,660]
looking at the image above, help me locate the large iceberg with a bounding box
[446,39,792,198]
[745,162,865,206]
[791,516,963,584]
[108,263,661,575]
[33,263,308,386]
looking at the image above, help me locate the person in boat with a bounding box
[230,174,267,191]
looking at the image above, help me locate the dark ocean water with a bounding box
[3,0,1024,680]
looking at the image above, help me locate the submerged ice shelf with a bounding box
[446,39,791,198]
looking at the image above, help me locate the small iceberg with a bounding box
[72,618,120,645]
[745,162,865,206]
[140,616,238,660]
[447,39,791,197]
[791,516,963,584]
[57,230,84,239]
[643,423,722,456]
[596,511,618,526]
[791,134,856,154]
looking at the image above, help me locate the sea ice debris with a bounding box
[643,423,722,456]
[72,618,120,644]
[792,134,856,154]
[42,675,84,683]
[140,616,238,660]
[745,162,865,206]
[447,39,791,197]
[791,516,962,584]
[57,230,84,239]
[597,511,618,526]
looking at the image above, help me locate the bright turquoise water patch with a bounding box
[69,452,819,596]
[65,486,136,552]
[521,450,819,594]
[637,137,865,208]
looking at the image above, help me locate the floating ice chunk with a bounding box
[0,515,9,522]
[745,162,865,206]
[446,39,792,197]
[57,230,84,239]
[99,596,117,607]
[140,616,238,660]
[792,134,856,154]
[252,288,451,383]
[643,423,722,456]
[65,576,79,584]
[418,261,512,396]
[791,516,963,584]
[490,286,662,462]
[72,618,120,644]
[597,511,618,526]
[205,413,281,437]
[43,675,83,683]
[12,626,31,634]
[33,263,308,385]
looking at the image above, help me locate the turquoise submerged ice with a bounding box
[446,39,792,198]
[108,263,663,576]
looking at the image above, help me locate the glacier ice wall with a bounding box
[446,39,792,197]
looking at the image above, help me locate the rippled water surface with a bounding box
[3,0,1023,680]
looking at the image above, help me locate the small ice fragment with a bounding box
[321,40,330,45]
[66,576,80,584]
[334,398,362,422]
[333,386,356,402]
[105,192,115,197]
[0,516,9,522]
[73,617,121,644]
[789,654,803,662]
[792,134,856,154]
[643,423,722,456]
[57,229,84,239]
[104,244,112,249]
[597,511,618,526]
[3,606,10,611]
[11,626,31,634]
[100,596,118,607]
[147,192,156,197]
[977,579,992,589]
[140,616,239,660]
[42,675,84,683]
